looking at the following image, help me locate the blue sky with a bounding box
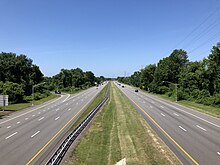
[0,0,220,78]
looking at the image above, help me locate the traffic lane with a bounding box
[123,87,220,134]
[0,94,66,125]
[120,87,220,165]
[124,88,220,144]
[0,85,101,143]
[137,89,220,127]
[134,98,220,165]
[0,86,95,126]
[125,88,220,138]
[26,85,105,165]
[0,87,98,135]
[1,86,104,164]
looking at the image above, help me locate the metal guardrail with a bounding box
[46,84,110,165]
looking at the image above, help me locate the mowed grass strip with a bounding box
[67,82,181,165]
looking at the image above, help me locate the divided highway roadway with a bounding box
[0,85,105,165]
[116,82,220,165]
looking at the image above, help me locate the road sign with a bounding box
[0,95,8,106]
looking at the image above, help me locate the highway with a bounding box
[0,85,105,165]
[116,82,220,165]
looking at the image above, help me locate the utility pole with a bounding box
[32,82,45,106]
[162,81,178,102]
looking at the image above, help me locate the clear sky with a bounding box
[1,0,220,78]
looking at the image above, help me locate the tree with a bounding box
[0,52,44,95]
[206,43,220,95]
[140,64,156,90]
[0,81,24,103]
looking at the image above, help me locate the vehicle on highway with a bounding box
[135,89,138,92]
[55,90,61,94]
[122,85,125,88]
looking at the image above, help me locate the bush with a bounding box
[23,95,32,102]
[158,86,169,94]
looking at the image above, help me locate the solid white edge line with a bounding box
[62,94,70,102]
[196,125,207,131]
[179,126,187,132]
[139,91,220,129]
[5,132,18,139]
[31,131,40,138]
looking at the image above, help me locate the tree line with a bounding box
[0,52,104,104]
[118,43,220,107]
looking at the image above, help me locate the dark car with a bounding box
[122,85,125,88]
[135,89,138,92]
[55,90,61,94]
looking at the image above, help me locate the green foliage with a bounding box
[0,52,43,96]
[117,43,220,107]
[0,81,24,103]
[51,68,99,93]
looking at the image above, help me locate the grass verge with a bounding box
[66,82,181,165]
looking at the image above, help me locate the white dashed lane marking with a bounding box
[5,132,18,139]
[38,112,41,114]
[196,125,207,131]
[174,113,179,116]
[179,126,187,132]
[217,152,220,156]
[161,113,165,117]
[55,117,60,121]
[31,131,40,138]
[68,108,71,111]
[7,126,11,129]
[25,118,29,120]
[17,121,21,124]
[38,117,44,121]
[32,115,35,117]
[160,106,164,108]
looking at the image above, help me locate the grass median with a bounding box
[67,82,180,165]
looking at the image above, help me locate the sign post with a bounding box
[0,95,9,111]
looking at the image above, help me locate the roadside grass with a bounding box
[67,82,180,165]
[145,91,220,118]
[0,94,59,117]
[69,84,108,130]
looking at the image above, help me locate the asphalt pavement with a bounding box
[116,82,220,165]
[0,85,104,165]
